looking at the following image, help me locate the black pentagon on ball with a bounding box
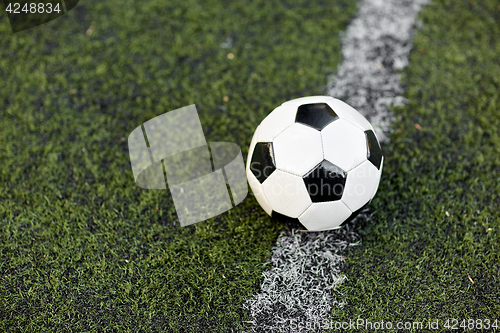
[303,160,347,202]
[250,142,276,183]
[365,130,383,170]
[295,103,339,131]
[271,211,306,230]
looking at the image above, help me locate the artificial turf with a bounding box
[330,0,500,331]
[0,0,358,331]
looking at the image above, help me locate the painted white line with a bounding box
[244,0,429,331]
[244,225,360,332]
[329,0,430,142]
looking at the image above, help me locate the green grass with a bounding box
[0,0,357,331]
[3,0,499,331]
[330,0,500,330]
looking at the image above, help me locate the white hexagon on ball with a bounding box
[253,104,297,142]
[299,201,352,231]
[341,160,380,213]
[273,123,323,176]
[322,119,367,172]
[325,97,373,132]
[262,170,312,218]
[246,167,273,215]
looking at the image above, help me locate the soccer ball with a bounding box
[246,96,383,231]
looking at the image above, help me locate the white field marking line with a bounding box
[329,0,430,143]
[243,0,429,332]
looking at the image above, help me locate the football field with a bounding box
[0,0,499,332]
